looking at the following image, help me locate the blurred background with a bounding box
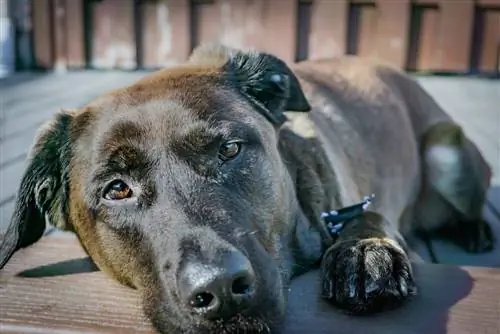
[0,0,499,75]
[0,0,499,267]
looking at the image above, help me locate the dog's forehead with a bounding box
[98,99,200,139]
[109,64,227,107]
[84,65,269,150]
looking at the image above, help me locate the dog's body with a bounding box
[285,57,493,252]
[0,45,494,333]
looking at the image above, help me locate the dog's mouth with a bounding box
[181,314,280,334]
[149,303,278,334]
[145,232,288,333]
[192,313,274,334]
[187,276,286,334]
[148,262,286,334]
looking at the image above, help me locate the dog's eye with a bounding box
[103,180,133,200]
[218,141,242,161]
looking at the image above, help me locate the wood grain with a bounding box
[52,0,68,71]
[374,0,411,68]
[308,0,349,60]
[64,0,85,68]
[139,0,191,68]
[263,0,298,64]
[31,0,54,69]
[436,0,475,72]
[477,9,500,73]
[90,0,136,69]
[1,234,499,334]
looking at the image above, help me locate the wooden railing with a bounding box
[26,0,500,74]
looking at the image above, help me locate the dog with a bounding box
[0,44,494,333]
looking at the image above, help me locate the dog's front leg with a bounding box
[320,211,416,314]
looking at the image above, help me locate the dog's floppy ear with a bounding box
[0,111,74,270]
[190,44,311,126]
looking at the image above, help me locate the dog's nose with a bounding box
[177,250,256,320]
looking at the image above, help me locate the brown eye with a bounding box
[103,180,133,200]
[218,141,242,161]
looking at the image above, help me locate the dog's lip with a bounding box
[195,311,274,334]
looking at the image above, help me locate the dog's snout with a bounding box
[178,250,256,320]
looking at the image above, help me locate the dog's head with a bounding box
[0,45,312,333]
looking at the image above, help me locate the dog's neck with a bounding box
[277,125,343,222]
[281,110,369,204]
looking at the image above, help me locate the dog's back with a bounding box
[284,57,424,227]
[284,56,493,250]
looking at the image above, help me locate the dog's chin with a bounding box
[149,296,285,334]
[195,314,274,334]
[154,313,278,334]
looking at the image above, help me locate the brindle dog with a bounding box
[0,44,494,333]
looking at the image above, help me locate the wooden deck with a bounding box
[0,71,499,267]
[1,234,500,334]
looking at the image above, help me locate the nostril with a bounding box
[189,292,215,309]
[178,250,256,319]
[232,275,253,295]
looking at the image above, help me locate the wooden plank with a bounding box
[0,235,151,333]
[1,234,500,333]
[477,0,500,6]
[436,0,475,71]
[477,10,500,73]
[140,2,160,67]
[139,0,191,68]
[239,0,267,51]
[167,0,192,62]
[52,0,68,71]
[374,0,411,68]
[217,0,257,50]
[31,0,54,69]
[355,4,378,58]
[410,5,440,71]
[308,0,348,60]
[412,0,439,4]
[189,0,269,55]
[90,0,136,69]
[350,0,375,3]
[219,0,248,49]
[296,0,312,61]
[263,0,297,64]
[191,0,220,49]
[64,0,85,68]
[9,0,34,70]
[411,1,475,72]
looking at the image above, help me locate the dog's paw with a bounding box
[320,238,416,314]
